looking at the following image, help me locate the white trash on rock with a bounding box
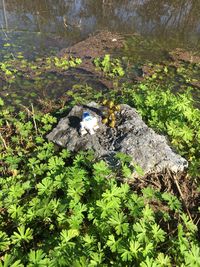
[80,112,99,136]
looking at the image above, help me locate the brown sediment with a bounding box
[59,30,125,89]
[169,48,200,64]
[59,30,124,60]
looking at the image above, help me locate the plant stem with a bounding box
[0,132,8,150]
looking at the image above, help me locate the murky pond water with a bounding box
[0,0,200,106]
[1,0,200,55]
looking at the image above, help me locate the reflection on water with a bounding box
[0,0,199,108]
[0,0,200,55]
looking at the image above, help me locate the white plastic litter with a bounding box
[80,112,99,136]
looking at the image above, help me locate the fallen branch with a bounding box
[173,173,193,222]
[0,132,8,150]
[31,103,38,135]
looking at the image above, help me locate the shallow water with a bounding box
[0,0,199,56]
[0,0,200,107]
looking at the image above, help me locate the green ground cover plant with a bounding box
[94,54,125,78]
[0,92,199,266]
[0,47,200,266]
[0,55,82,83]
[66,76,200,183]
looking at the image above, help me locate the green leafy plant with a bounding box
[0,100,199,266]
[0,44,200,266]
[94,54,125,78]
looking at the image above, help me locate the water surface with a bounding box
[0,0,199,106]
[0,0,199,56]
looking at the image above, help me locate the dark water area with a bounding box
[0,0,200,107]
[0,0,200,57]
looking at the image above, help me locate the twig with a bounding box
[0,27,42,34]
[0,133,8,150]
[19,103,38,134]
[2,0,8,30]
[195,216,200,226]
[1,24,8,39]
[31,103,38,135]
[173,173,193,222]
[19,104,32,117]
[63,16,68,29]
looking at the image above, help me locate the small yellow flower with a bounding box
[108,101,114,109]
[102,118,108,124]
[109,120,116,128]
[114,104,121,111]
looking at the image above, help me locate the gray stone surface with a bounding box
[46,102,188,176]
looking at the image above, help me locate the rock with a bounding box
[46,102,188,177]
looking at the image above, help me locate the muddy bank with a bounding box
[169,48,200,64]
[1,31,200,110]
[1,31,200,93]
[59,31,124,61]
[62,32,200,91]
[131,48,200,94]
[59,31,125,89]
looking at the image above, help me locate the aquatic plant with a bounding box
[0,53,82,83]
[93,54,125,78]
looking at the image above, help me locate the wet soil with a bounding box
[60,31,124,58]
[59,30,125,89]
[169,48,200,64]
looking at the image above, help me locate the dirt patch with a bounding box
[169,48,200,64]
[59,30,124,59]
[59,30,125,89]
